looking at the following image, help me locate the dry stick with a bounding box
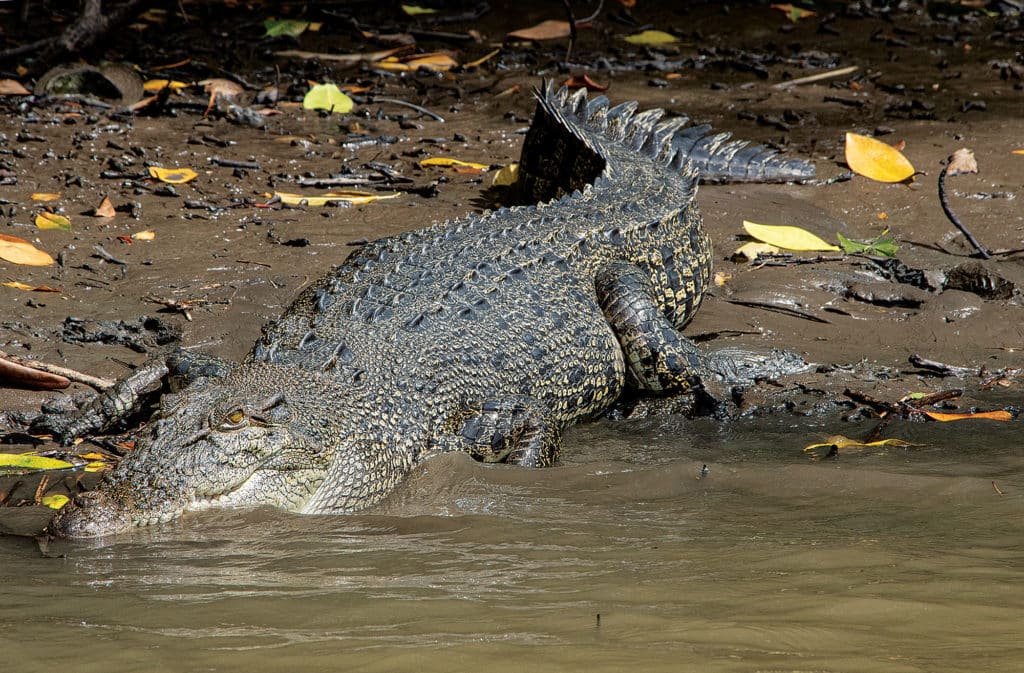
[938,164,991,259]
[560,0,604,63]
[0,350,115,390]
[367,97,445,122]
[771,65,860,89]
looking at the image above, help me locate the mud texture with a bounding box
[1,1,1021,533]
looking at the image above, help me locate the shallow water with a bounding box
[2,414,1022,673]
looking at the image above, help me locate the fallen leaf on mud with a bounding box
[564,74,608,91]
[376,52,459,72]
[946,147,978,176]
[917,409,1013,422]
[41,494,69,509]
[491,163,519,186]
[836,230,899,257]
[302,83,354,113]
[274,190,400,206]
[401,4,437,15]
[94,195,117,218]
[0,79,32,95]
[623,30,679,46]
[731,241,780,262]
[803,435,919,458]
[3,281,60,292]
[148,166,199,184]
[35,212,71,231]
[0,453,74,472]
[263,18,313,37]
[0,234,54,266]
[133,230,156,241]
[742,221,840,252]
[143,78,188,91]
[1012,149,1024,155]
[507,20,572,41]
[199,78,244,99]
[844,132,916,182]
[771,4,817,22]
[420,157,491,170]
[30,192,60,202]
[464,48,501,69]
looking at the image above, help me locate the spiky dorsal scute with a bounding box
[534,81,815,184]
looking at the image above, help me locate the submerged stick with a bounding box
[772,65,859,89]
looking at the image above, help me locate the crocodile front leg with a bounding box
[432,395,561,468]
[596,261,712,395]
[30,349,234,444]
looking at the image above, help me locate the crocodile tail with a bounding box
[516,81,815,203]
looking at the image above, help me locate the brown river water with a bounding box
[3,412,1022,673]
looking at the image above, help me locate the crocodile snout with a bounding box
[51,490,134,539]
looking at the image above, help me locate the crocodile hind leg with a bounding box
[30,349,234,444]
[433,395,561,468]
[595,261,714,397]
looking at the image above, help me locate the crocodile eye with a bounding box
[217,407,248,431]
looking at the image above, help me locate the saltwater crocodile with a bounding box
[40,83,814,537]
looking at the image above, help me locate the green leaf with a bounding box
[401,4,437,15]
[623,30,679,46]
[0,453,74,472]
[302,83,354,113]
[264,19,310,37]
[837,230,899,258]
[41,494,70,509]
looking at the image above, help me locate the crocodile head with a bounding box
[51,363,404,539]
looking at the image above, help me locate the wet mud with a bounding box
[0,2,1021,531]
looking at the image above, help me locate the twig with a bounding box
[908,354,977,377]
[772,65,860,89]
[725,299,830,324]
[210,157,261,170]
[938,164,991,259]
[0,349,115,390]
[560,0,604,63]
[365,97,445,122]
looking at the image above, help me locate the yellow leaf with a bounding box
[41,494,70,509]
[1012,149,1024,155]
[376,52,459,72]
[0,234,55,266]
[0,453,74,471]
[464,48,501,69]
[731,241,781,262]
[302,83,354,113]
[3,281,60,292]
[844,132,916,183]
[420,157,490,170]
[623,30,679,46]
[804,435,921,458]
[84,461,110,472]
[35,212,72,231]
[771,3,817,22]
[31,192,61,202]
[148,166,199,184]
[132,229,156,241]
[919,409,1013,422]
[143,78,188,91]
[491,163,519,187]
[274,190,400,206]
[401,4,437,15]
[742,221,840,252]
[507,20,572,41]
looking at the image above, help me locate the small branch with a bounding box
[772,65,859,89]
[364,97,445,122]
[938,163,991,259]
[0,350,115,390]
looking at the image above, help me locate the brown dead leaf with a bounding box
[94,195,117,218]
[198,78,244,99]
[3,281,61,292]
[0,79,31,95]
[507,20,572,41]
[563,74,608,91]
[946,148,978,176]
